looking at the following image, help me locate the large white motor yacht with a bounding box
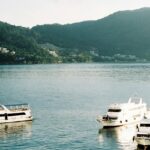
[0,103,32,123]
[134,119,150,147]
[97,97,147,128]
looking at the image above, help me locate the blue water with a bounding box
[0,63,150,150]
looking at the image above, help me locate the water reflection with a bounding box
[98,125,137,150]
[0,121,32,139]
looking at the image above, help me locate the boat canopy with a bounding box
[5,103,29,110]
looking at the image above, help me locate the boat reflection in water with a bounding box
[0,121,32,139]
[98,125,137,150]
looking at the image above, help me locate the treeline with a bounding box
[0,22,55,64]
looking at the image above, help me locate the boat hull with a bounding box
[0,117,33,124]
[0,110,32,124]
[135,137,150,146]
[97,116,141,128]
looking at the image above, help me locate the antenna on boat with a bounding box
[128,97,132,103]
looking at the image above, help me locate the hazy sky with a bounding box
[0,0,150,27]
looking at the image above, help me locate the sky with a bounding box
[0,0,150,27]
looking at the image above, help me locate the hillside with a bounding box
[1,7,150,64]
[0,22,57,64]
[32,7,150,62]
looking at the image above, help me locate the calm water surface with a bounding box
[0,63,150,150]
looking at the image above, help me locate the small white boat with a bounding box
[0,103,32,123]
[134,119,150,147]
[97,97,147,128]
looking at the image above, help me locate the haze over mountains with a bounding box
[0,7,150,64]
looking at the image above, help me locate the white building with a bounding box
[0,47,9,54]
[48,50,58,57]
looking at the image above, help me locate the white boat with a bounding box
[0,103,32,123]
[134,119,150,147]
[97,97,147,128]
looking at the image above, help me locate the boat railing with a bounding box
[5,103,29,111]
[128,97,143,104]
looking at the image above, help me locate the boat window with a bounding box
[109,117,118,120]
[108,109,121,112]
[137,134,150,137]
[0,112,26,117]
[140,124,150,127]
[8,112,26,116]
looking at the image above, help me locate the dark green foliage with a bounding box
[0,22,55,64]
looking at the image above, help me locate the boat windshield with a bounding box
[140,124,150,127]
[108,109,121,112]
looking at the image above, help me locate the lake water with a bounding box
[0,63,150,150]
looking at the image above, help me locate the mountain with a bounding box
[32,7,150,61]
[1,7,150,64]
